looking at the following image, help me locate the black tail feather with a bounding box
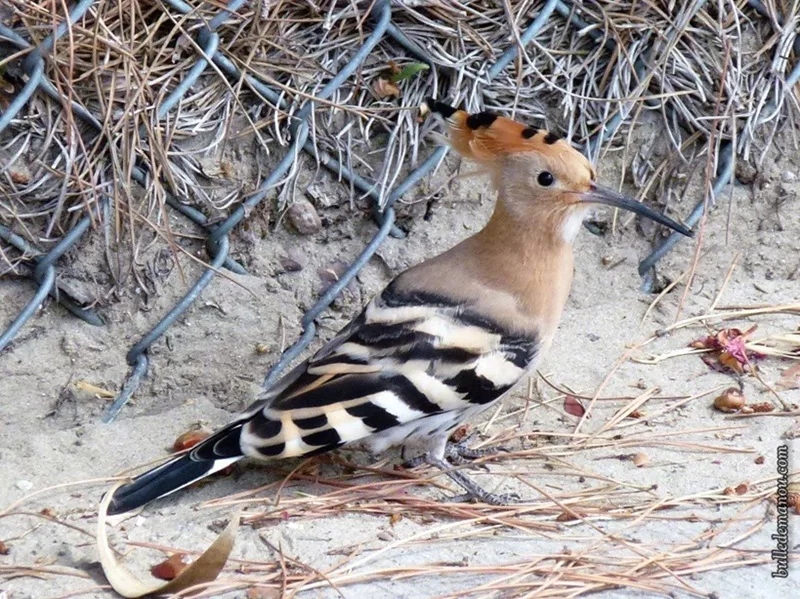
[106,424,245,515]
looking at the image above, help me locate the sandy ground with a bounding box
[1,121,799,598]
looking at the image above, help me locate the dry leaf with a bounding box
[75,380,116,398]
[449,424,470,443]
[97,481,240,598]
[564,396,586,418]
[9,169,30,185]
[713,388,746,413]
[749,402,775,413]
[373,78,401,98]
[633,452,649,467]
[691,326,761,374]
[556,511,578,522]
[151,554,192,581]
[173,430,210,452]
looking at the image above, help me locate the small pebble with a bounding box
[735,162,757,184]
[781,171,797,183]
[279,248,306,273]
[318,260,350,291]
[16,480,33,491]
[287,199,322,235]
[306,182,341,208]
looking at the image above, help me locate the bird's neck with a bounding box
[469,196,576,340]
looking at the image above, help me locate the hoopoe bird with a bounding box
[107,99,691,514]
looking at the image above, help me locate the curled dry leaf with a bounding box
[151,554,192,581]
[97,481,240,598]
[173,430,210,452]
[556,511,578,522]
[373,78,401,98]
[563,396,586,418]
[713,388,746,413]
[9,168,30,185]
[75,380,116,398]
[633,452,649,468]
[449,424,470,443]
[691,326,761,374]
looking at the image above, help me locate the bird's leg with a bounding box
[423,452,518,506]
[403,440,499,469]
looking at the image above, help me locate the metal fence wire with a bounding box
[1,1,797,422]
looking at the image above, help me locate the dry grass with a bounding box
[1,0,798,295]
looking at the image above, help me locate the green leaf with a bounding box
[389,63,430,83]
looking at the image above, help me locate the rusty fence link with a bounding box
[1,0,794,420]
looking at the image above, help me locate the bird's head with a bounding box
[423,99,692,243]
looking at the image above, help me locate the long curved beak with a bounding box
[582,183,693,237]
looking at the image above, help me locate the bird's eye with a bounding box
[537,171,555,187]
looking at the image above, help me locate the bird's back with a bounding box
[236,276,541,461]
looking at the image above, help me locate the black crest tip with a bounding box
[424,98,457,118]
[465,111,498,130]
[543,131,560,144]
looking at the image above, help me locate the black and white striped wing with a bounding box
[238,282,540,460]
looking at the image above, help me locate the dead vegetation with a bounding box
[1,0,798,296]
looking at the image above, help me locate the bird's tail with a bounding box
[107,423,245,515]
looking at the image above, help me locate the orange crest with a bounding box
[423,98,595,180]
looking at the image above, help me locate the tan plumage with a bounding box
[107,99,692,514]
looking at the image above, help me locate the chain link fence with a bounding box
[1,0,796,422]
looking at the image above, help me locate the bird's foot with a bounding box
[402,440,501,469]
[423,453,519,506]
[447,490,520,506]
[444,439,503,467]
